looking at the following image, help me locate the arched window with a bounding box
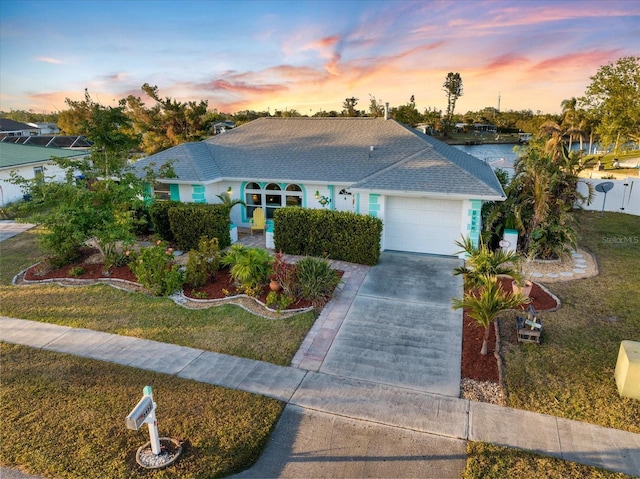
[244,183,303,219]
[245,182,263,218]
[286,184,303,207]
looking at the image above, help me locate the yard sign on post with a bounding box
[126,386,161,455]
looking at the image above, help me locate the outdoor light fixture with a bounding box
[315,190,320,199]
[227,186,232,195]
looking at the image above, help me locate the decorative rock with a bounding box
[545,273,560,278]
[571,253,584,258]
[531,272,544,278]
[573,268,586,274]
[560,272,574,277]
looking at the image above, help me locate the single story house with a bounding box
[134,117,505,257]
[0,143,89,206]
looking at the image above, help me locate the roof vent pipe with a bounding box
[384,102,389,120]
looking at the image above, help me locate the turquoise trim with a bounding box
[328,185,335,211]
[169,184,180,201]
[142,183,153,205]
[355,193,360,213]
[369,194,381,217]
[192,184,206,203]
[467,199,482,248]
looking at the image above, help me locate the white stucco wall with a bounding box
[0,161,68,206]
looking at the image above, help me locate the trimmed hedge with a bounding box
[273,207,382,265]
[167,203,231,251]
[149,200,177,243]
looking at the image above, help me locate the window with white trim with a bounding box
[245,183,303,219]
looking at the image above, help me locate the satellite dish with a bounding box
[595,182,614,193]
[595,181,614,215]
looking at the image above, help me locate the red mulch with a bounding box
[183,269,314,310]
[461,277,558,383]
[23,248,312,311]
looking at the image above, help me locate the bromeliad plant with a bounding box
[128,240,184,296]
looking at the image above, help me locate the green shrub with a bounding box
[295,256,342,312]
[273,207,382,265]
[68,266,86,277]
[185,237,220,287]
[128,240,184,296]
[265,291,295,312]
[148,200,177,242]
[168,203,230,251]
[221,244,273,292]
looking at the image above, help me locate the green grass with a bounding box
[0,229,315,366]
[0,343,283,479]
[463,442,632,479]
[500,211,640,433]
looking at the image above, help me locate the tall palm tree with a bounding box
[453,274,528,355]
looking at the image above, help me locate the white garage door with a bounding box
[384,197,462,255]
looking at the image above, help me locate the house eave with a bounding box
[349,187,506,201]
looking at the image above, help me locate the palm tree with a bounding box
[453,236,522,289]
[452,274,528,355]
[215,193,245,218]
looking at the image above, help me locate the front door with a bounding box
[334,188,356,213]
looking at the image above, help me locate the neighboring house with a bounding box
[1,135,92,149]
[134,117,505,257]
[0,143,89,206]
[212,121,235,135]
[27,122,60,135]
[0,118,39,139]
[455,123,498,134]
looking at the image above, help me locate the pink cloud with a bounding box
[35,57,63,64]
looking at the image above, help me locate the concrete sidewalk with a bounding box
[0,221,35,242]
[2,316,639,477]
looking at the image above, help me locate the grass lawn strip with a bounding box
[0,343,283,479]
[463,442,632,479]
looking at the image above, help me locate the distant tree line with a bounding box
[2,56,637,155]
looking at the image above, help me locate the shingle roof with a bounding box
[134,117,504,199]
[0,118,36,132]
[0,143,88,168]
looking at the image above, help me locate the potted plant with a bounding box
[269,250,287,291]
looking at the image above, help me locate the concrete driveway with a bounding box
[319,251,464,397]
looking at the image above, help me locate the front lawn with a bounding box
[500,211,640,433]
[0,229,315,367]
[0,343,282,479]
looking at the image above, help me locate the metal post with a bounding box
[143,386,161,455]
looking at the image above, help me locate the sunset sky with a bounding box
[1,0,639,116]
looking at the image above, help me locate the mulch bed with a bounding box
[23,248,313,311]
[461,277,558,383]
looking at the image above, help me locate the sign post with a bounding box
[126,385,161,455]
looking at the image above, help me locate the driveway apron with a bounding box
[319,251,464,397]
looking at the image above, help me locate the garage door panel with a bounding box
[385,197,462,255]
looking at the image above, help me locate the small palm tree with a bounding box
[215,193,245,218]
[452,274,528,355]
[453,236,522,289]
